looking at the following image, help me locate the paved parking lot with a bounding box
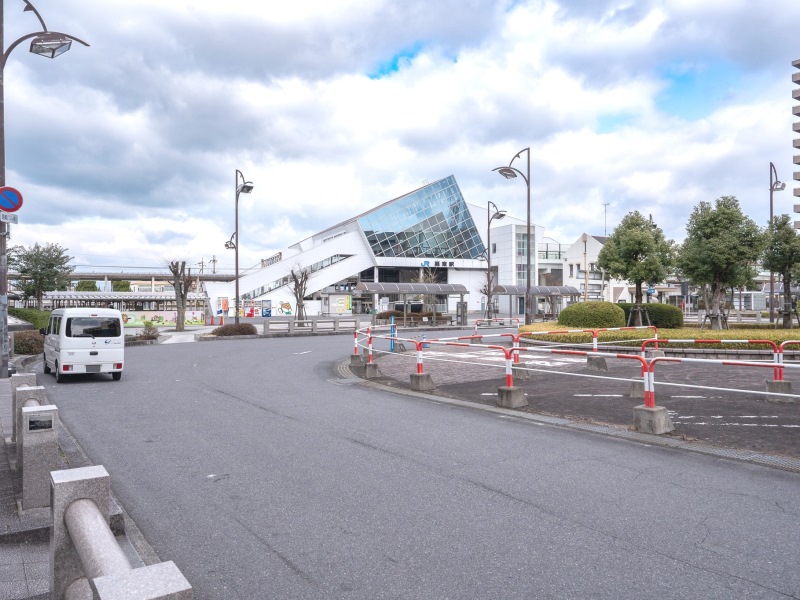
[369,342,800,460]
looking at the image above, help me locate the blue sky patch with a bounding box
[655,60,741,120]
[596,114,633,134]
[369,42,424,79]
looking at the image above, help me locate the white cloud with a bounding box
[1,0,798,276]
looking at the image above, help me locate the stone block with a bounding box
[364,363,381,379]
[16,386,47,464]
[586,356,608,372]
[51,466,111,600]
[349,354,364,368]
[633,405,674,435]
[10,374,36,444]
[21,405,59,510]
[645,349,666,359]
[629,377,644,398]
[496,386,527,409]
[766,379,795,403]
[410,373,435,391]
[512,365,530,380]
[93,561,192,599]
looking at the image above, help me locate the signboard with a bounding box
[26,412,54,432]
[0,187,23,212]
[0,213,18,224]
[647,287,656,295]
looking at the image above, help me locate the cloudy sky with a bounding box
[3,0,799,276]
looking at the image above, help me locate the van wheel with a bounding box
[43,353,51,374]
[55,364,63,383]
[112,372,122,381]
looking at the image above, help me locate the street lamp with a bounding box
[493,147,533,325]
[0,0,88,377]
[769,161,787,323]
[485,200,506,319]
[226,169,253,324]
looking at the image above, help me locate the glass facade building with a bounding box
[358,176,485,260]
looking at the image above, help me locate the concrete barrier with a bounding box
[264,317,361,334]
[51,466,192,600]
[15,385,47,465]
[21,403,59,509]
[10,373,37,443]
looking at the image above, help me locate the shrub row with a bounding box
[9,308,50,330]
[519,323,796,350]
[212,323,258,336]
[557,302,625,328]
[14,330,43,355]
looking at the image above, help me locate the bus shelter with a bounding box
[354,282,469,325]
[492,285,581,320]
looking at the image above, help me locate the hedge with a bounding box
[13,330,44,355]
[557,302,625,328]
[617,303,683,329]
[9,308,50,330]
[212,323,258,336]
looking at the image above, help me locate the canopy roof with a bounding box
[492,285,581,296]
[355,282,469,294]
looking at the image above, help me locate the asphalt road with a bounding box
[34,335,800,599]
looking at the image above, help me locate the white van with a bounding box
[41,308,125,383]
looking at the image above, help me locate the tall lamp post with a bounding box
[0,0,88,377]
[768,161,786,323]
[225,169,253,324]
[493,147,532,324]
[485,201,506,319]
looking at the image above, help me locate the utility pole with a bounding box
[602,202,610,235]
[209,255,217,274]
[197,258,205,274]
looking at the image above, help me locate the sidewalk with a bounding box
[0,379,50,600]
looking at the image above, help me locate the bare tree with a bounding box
[168,260,192,332]
[289,264,311,321]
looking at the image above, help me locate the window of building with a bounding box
[358,176,485,260]
[491,243,496,254]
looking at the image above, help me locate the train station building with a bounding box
[203,174,604,319]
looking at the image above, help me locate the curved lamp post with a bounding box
[493,147,532,324]
[0,0,88,377]
[485,200,506,319]
[769,161,786,323]
[226,170,253,324]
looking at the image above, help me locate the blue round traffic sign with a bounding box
[0,187,23,213]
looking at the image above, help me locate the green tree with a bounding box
[74,280,98,292]
[9,243,73,308]
[112,280,131,292]
[677,196,764,329]
[762,214,800,328]
[597,211,675,324]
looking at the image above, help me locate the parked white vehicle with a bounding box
[40,308,125,382]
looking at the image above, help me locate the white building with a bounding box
[204,175,582,319]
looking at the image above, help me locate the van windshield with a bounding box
[65,318,121,338]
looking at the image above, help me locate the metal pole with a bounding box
[234,171,240,325]
[525,149,531,325]
[769,162,775,324]
[487,202,492,319]
[0,0,9,378]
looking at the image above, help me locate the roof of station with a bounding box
[492,285,581,296]
[44,291,207,301]
[355,282,469,294]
